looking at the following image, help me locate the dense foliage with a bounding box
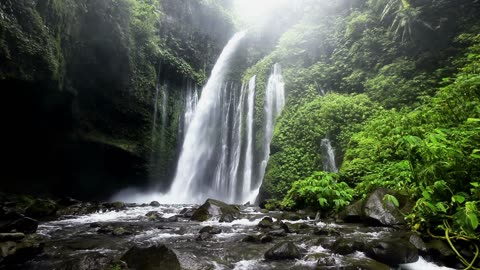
[244,1,480,266]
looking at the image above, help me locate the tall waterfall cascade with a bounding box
[157,32,247,204]
[146,33,286,204]
[321,138,338,173]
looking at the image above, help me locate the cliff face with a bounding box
[0,0,234,199]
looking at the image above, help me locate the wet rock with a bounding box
[242,235,260,243]
[0,234,44,265]
[164,216,179,222]
[97,225,114,234]
[121,244,181,270]
[104,201,126,211]
[365,238,419,266]
[280,212,301,221]
[112,227,133,236]
[340,199,364,223]
[363,188,408,226]
[0,233,25,242]
[260,234,273,243]
[56,203,102,216]
[408,233,427,252]
[257,217,273,228]
[196,232,213,241]
[150,201,161,207]
[313,227,340,236]
[271,220,290,233]
[199,226,222,235]
[423,239,456,266]
[268,229,287,237]
[264,241,301,260]
[25,199,58,219]
[191,199,240,222]
[180,208,197,218]
[57,197,82,207]
[332,237,366,255]
[146,211,163,221]
[340,256,391,270]
[89,222,101,228]
[61,252,127,270]
[0,217,38,234]
[316,255,337,268]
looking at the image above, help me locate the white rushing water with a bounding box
[256,63,286,195]
[242,76,256,200]
[158,31,247,204]
[321,138,338,173]
[181,83,199,139]
[116,37,286,205]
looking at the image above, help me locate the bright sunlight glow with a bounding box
[234,0,297,27]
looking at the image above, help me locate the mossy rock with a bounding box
[190,199,241,222]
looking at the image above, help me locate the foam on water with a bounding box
[233,259,261,270]
[400,257,456,270]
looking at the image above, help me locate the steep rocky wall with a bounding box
[0,0,234,199]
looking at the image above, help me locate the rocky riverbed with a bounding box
[0,196,457,270]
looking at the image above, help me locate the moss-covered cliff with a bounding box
[0,0,234,199]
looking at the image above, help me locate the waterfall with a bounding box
[159,31,247,204]
[151,84,160,145]
[180,83,199,140]
[321,138,338,173]
[242,76,256,200]
[254,63,286,201]
[228,82,247,201]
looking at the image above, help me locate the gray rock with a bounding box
[257,217,273,228]
[199,226,222,235]
[331,237,366,255]
[150,201,161,207]
[0,233,25,242]
[190,199,240,222]
[363,188,407,226]
[0,217,38,234]
[365,238,419,266]
[121,244,181,270]
[264,241,301,260]
[25,199,58,219]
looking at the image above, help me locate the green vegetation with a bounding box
[281,172,354,211]
[246,2,480,258]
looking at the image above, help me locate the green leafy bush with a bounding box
[281,172,354,211]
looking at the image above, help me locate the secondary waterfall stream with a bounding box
[321,138,338,173]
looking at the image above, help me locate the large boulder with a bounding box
[341,188,412,226]
[24,199,59,219]
[59,252,127,270]
[190,199,240,222]
[121,244,181,270]
[340,199,364,223]
[0,234,44,265]
[331,237,367,255]
[264,241,301,260]
[0,217,38,234]
[363,188,407,226]
[365,238,419,266]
